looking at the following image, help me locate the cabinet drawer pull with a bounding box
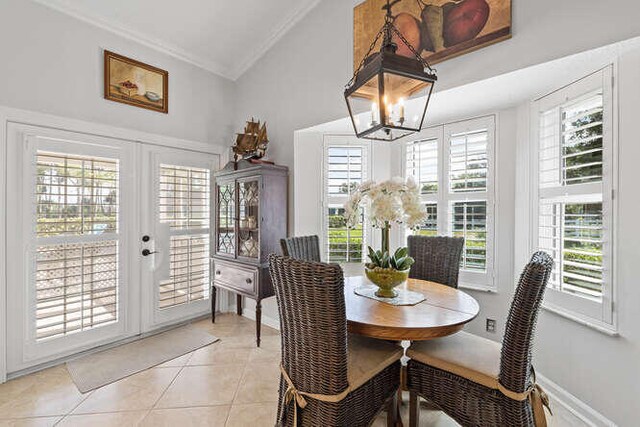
[246,278,252,284]
[215,270,221,275]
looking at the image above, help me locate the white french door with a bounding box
[140,146,218,331]
[6,125,137,371]
[6,124,219,373]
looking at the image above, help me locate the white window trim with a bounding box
[403,115,496,292]
[529,66,618,332]
[322,136,372,264]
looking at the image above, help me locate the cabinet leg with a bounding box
[256,300,262,348]
[211,286,217,323]
[236,294,243,316]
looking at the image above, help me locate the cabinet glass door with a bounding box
[216,181,235,256]
[237,178,260,259]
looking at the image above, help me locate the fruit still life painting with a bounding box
[104,50,169,113]
[354,0,511,68]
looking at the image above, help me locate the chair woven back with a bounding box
[269,254,349,396]
[407,236,464,288]
[499,251,553,393]
[280,235,322,262]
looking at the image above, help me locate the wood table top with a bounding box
[345,276,480,341]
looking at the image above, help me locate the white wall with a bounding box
[0,0,236,145]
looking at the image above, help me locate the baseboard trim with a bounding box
[537,372,616,427]
[239,308,280,332]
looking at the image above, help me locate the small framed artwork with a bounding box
[104,50,168,113]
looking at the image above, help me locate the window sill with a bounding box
[542,303,619,337]
[459,283,497,293]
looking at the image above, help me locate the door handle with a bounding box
[142,249,158,256]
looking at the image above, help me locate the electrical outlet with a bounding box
[486,318,496,333]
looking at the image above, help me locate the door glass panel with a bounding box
[158,164,211,310]
[160,165,210,229]
[238,180,259,258]
[35,152,120,341]
[217,182,235,255]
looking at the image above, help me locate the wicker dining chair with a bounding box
[280,235,322,262]
[406,251,554,427]
[407,235,465,288]
[269,254,402,427]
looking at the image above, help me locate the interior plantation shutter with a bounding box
[533,66,614,326]
[538,92,605,298]
[158,164,211,309]
[325,142,368,263]
[34,152,120,340]
[402,118,495,289]
[406,136,438,236]
[446,123,491,276]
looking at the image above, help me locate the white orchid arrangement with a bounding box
[343,177,426,230]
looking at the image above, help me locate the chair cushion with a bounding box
[347,334,403,390]
[407,331,501,389]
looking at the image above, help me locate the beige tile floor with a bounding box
[0,314,581,427]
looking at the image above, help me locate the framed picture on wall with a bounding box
[104,50,169,113]
[354,0,512,69]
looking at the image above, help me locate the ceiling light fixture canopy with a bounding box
[345,0,437,142]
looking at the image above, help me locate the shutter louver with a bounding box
[451,201,487,272]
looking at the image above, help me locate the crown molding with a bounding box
[33,0,320,81]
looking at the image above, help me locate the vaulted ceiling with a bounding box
[35,0,321,80]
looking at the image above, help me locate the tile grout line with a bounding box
[52,385,96,426]
[140,359,191,423]
[223,355,252,426]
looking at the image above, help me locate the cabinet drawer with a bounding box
[213,259,258,295]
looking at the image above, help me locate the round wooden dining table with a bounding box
[345,276,480,341]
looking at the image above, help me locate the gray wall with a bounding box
[234,1,640,425]
[0,0,236,145]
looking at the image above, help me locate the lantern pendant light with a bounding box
[345,0,437,141]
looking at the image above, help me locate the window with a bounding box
[532,67,614,326]
[324,140,370,263]
[35,152,119,340]
[404,116,495,290]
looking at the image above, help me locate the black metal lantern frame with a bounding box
[345,0,437,142]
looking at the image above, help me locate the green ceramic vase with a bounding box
[365,267,410,298]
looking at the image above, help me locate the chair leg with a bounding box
[409,391,419,427]
[386,391,398,427]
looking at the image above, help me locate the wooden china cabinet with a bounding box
[211,159,288,346]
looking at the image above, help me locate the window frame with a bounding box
[403,115,496,291]
[530,66,616,329]
[322,136,371,264]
